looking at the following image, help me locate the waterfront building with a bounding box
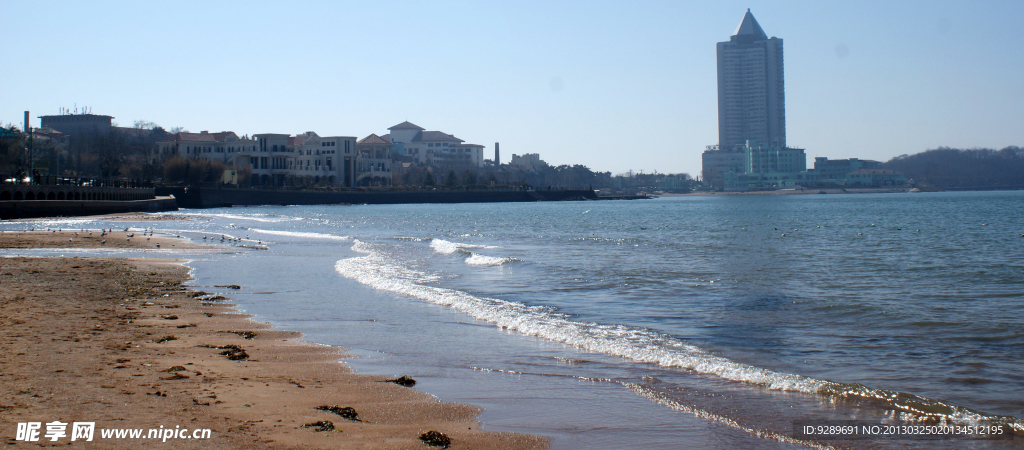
[717,9,786,151]
[286,132,358,187]
[383,121,485,168]
[700,145,745,189]
[356,133,393,186]
[808,157,881,180]
[153,131,254,164]
[844,168,906,187]
[744,140,805,174]
[39,112,114,136]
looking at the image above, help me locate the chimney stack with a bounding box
[495,142,500,165]
[24,111,30,132]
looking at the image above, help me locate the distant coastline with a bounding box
[662,187,912,196]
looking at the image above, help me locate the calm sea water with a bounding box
[6,191,1023,448]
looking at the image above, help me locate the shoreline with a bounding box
[0,232,547,449]
[659,187,911,196]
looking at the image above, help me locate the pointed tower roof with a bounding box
[733,9,767,40]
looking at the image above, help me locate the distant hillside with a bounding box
[882,146,1024,190]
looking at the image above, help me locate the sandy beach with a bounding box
[0,231,546,449]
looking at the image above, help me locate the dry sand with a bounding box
[0,233,547,449]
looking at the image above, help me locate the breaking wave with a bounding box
[464,253,520,266]
[428,238,496,255]
[334,240,1021,432]
[248,229,352,241]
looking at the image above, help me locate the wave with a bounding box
[429,238,498,255]
[334,240,1022,432]
[429,239,464,255]
[464,253,519,266]
[248,229,351,241]
[182,212,302,223]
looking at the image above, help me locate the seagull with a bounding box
[101,240,106,244]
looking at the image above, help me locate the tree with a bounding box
[422,171,436,186]
[882,146,1024,190]
[444,170,458,187]
[462,170,477,185]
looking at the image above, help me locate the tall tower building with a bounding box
[717,9,785,151]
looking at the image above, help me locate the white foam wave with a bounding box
[336,241,824,392]
[184,213,301,223]
[336,241,1019,430]
[430,238,497,255]
[429,239,461,254]
[249,229,351,241]
[465,253,519,266]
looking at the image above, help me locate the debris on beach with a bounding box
[163,366,187,373]
[303,420,336,432]
[161,314,179,320]
[419,430,452,448]
[316,405,363,422]
[224,330,257,340]
[200,344,250,360]
[154,335,178,344]
[160,372,190,380]
[218,345,249,360]
[384,375,417,387]
[215,284,242,289]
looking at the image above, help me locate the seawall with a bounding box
[0,197,179,220]
[162,187,597,208]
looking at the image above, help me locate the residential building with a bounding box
[717,9,785,151]
[286,132,357,187]
[355,133,393,186]
[153,131,255,164]
[383,121,485,167]
[510,153,546,169]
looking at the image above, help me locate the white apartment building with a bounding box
[294,132,358,187]
[382,121,485,167]
[355,133,393,186]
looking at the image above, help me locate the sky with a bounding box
[2,0,1023,177]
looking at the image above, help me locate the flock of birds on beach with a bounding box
[22,226,268,250]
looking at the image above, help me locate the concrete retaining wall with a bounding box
[0,197,178,220]
[168,187,597,208]
[0,185,155,202]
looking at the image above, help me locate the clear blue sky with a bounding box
[2,1,1022,177]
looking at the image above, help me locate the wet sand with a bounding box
[0,233,546,449]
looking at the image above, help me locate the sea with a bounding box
[4,190,1023,449]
